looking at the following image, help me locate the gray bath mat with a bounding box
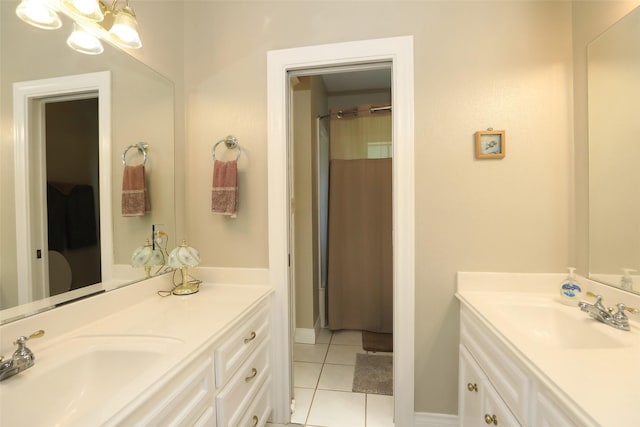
[352,353,393,395]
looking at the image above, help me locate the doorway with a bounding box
[289,67,394,425]
[45,97,102,296]
[267,36,415,425]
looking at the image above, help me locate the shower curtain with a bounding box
[327,105,393,333]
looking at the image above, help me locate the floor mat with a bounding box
[352,353,393,395]
[362,331,393,352]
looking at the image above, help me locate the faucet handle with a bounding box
[13,330,45,346]
[615,303,639,317]
[585,292,608,311]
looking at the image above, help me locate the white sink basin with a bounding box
[0,335,182,426]
[489,297,635,350]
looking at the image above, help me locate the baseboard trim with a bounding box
[294,317,321,344]
[414,411,458,426]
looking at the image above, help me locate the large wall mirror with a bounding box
[0,1,176,322]
[588,6,640,294]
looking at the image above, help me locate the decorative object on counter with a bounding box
[130,239,164,278]
[121,143,150,216]
[475,129,505,159]
[559,267,582,306]
[211,135,241,218]
[167,240,201,295]
[15,0,142,55]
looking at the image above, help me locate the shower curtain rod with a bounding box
[318,104,392,119]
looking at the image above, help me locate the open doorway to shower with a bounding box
[289,65,394,425]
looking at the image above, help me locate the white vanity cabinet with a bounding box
[215,302,272,427]
[114,297,272,427]
[459,345,520,427]
[459,305,577,427]
[533,390,577,427]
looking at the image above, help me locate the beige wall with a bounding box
[292,77,320,330]
[183,1,574,414]
[570,1,640,278]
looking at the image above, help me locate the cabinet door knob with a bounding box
[484,414,498,425]
[245,367,258,382]
[467,382,478,392]
[252,415,259,426]
[244,331,257,344]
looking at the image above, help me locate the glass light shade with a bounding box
[109,6,142,49]
[60,0,104,22]
[168,241,200,268]
[67,22,104,55]
[131,240,153,267]
[15,0,62,30]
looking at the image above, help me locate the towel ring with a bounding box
[122,143,148,166]
[212,135,241,161]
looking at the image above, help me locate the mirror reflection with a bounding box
[0,1,176,322]
[588,6,640,294]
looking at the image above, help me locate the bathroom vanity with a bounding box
[457,273,640,426]
[0,274,273,426]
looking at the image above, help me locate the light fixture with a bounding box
[15,0,62,30]
[15,0,142,55]
[108,3,142,49]
[168,241,201,296]
[131,239,165,278]
[66,22,104,55]
[60,0,104,22]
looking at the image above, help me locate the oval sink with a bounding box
[0,335,182,426]
[492,300,631,349]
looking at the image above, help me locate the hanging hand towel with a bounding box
[122,164,150,216]
[211,159,238,218]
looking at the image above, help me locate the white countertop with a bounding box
[0,275,273,426]
[456,272,640,427]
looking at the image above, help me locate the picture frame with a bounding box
[475,130,505,159]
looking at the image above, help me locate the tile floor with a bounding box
[267,329,394,427]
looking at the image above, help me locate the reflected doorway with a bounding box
[45,98,101,296]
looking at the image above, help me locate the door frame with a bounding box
[267,36,415,425]
[13,71,112,303]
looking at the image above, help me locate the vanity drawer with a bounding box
[461,307,531,425]
[237,374,272,427]
[215,302,270,388]
[216,337,270,427]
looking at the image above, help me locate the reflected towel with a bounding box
[67,185,98,249]
[211,160,238,218]
[121,164,150,216]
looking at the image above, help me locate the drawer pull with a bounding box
[252,415,259,426]
[245,367,258,382]
[244,331,257,344]
[484,414,498,425]
[467,382,478,392]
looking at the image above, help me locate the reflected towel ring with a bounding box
[212,135,241,161]
[122,143,149,166]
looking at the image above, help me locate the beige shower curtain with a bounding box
[327,104,392,333]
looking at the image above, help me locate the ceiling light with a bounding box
[60,0,104,22]
[15,0,62,30]
[109,4,142,49]
[66,22,104,55]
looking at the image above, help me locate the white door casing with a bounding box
[267,36,415,425]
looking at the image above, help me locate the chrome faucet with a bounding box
[578,293,638,331]
[0,330,45,381]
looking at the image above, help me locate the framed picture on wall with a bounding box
[475,130,505,159]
